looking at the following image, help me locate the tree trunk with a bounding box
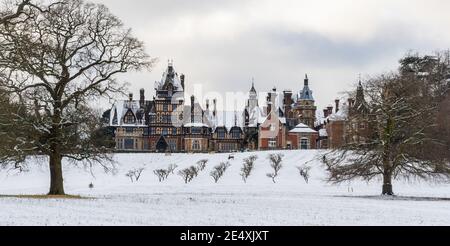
[382,172,394,196]
[48,153,65,195]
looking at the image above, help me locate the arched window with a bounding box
[192,140,201,150]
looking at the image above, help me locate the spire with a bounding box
[250,78,257,93]
[299,74,314,101]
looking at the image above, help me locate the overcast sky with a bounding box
[93,0,450,111]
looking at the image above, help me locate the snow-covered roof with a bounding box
[155,63,184,94]
[184,122,209,128]
[328,103,349,121]
[260,110,287,127]
[247,106,266,127]
[289,123,317,134]
[109,100,146,127]
[319,129,328,137]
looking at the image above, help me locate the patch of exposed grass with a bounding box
[0,194,93,200]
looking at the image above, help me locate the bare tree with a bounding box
[196,159,208,171]
[153,169,168,182]
[0,0,153,195]
[154,164,179,182]
[324,54,450,195]
[189,166,199,177]
[126,167,145,183]
[178,166,198,184]
[240,155,257,183]
[297,165,311,184]
[0,0,32,25]
[267,154,283,183]
[210,162,231,183]
[167,164,178,174]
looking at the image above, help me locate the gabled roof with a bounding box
[155,63,184,93]
[247,106,266,127]
[328,103,349,122]
[209,110,244,131]
[109,100,147,127]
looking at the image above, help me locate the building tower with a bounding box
[293,74,317,128]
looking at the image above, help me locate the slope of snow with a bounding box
[0,150,449,226]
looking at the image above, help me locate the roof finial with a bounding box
[304,73,309,86]
[250,77,257,93]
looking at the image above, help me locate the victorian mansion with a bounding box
[108,62,369,152]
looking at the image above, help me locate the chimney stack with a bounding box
[140,89,145,108]
[327,105,333,116]
[129,93,133,102]
[191,95,195,123]
[213,99,217,117]
[206,99,210,110]
[324,109,330,118]
[180,74,185,90]
[335,99,340,113]
[348,98,355,108]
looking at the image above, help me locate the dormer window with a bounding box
[123,110,136,124]
[217,128,226,139]
[231,128,241,139]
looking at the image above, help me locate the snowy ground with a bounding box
[0,150,449,226]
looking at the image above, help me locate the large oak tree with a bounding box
[323,52,450,195]
[0,0,153,195]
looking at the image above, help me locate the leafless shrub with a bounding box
[241,155,258,183]
[153,169,169,182]
[267,154,283,183]
[197,159,208,171]
[178,166,198,184]
[211,162,231,183]
[297,165,312,184]
[167,164,178,174]
[126,167,145,183]
[189,166,199,177]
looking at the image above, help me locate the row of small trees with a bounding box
[141,154,312,184]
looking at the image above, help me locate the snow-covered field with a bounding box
[0,150,449,226]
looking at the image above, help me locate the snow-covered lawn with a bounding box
[0,150,449,226]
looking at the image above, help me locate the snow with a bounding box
[289,123,317,133]
[247,106,266,127]
[319,129,328,137]
[328,103,349,121]
[183,122,209,128]
[0,150,449,226]
[110,100,146,127]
